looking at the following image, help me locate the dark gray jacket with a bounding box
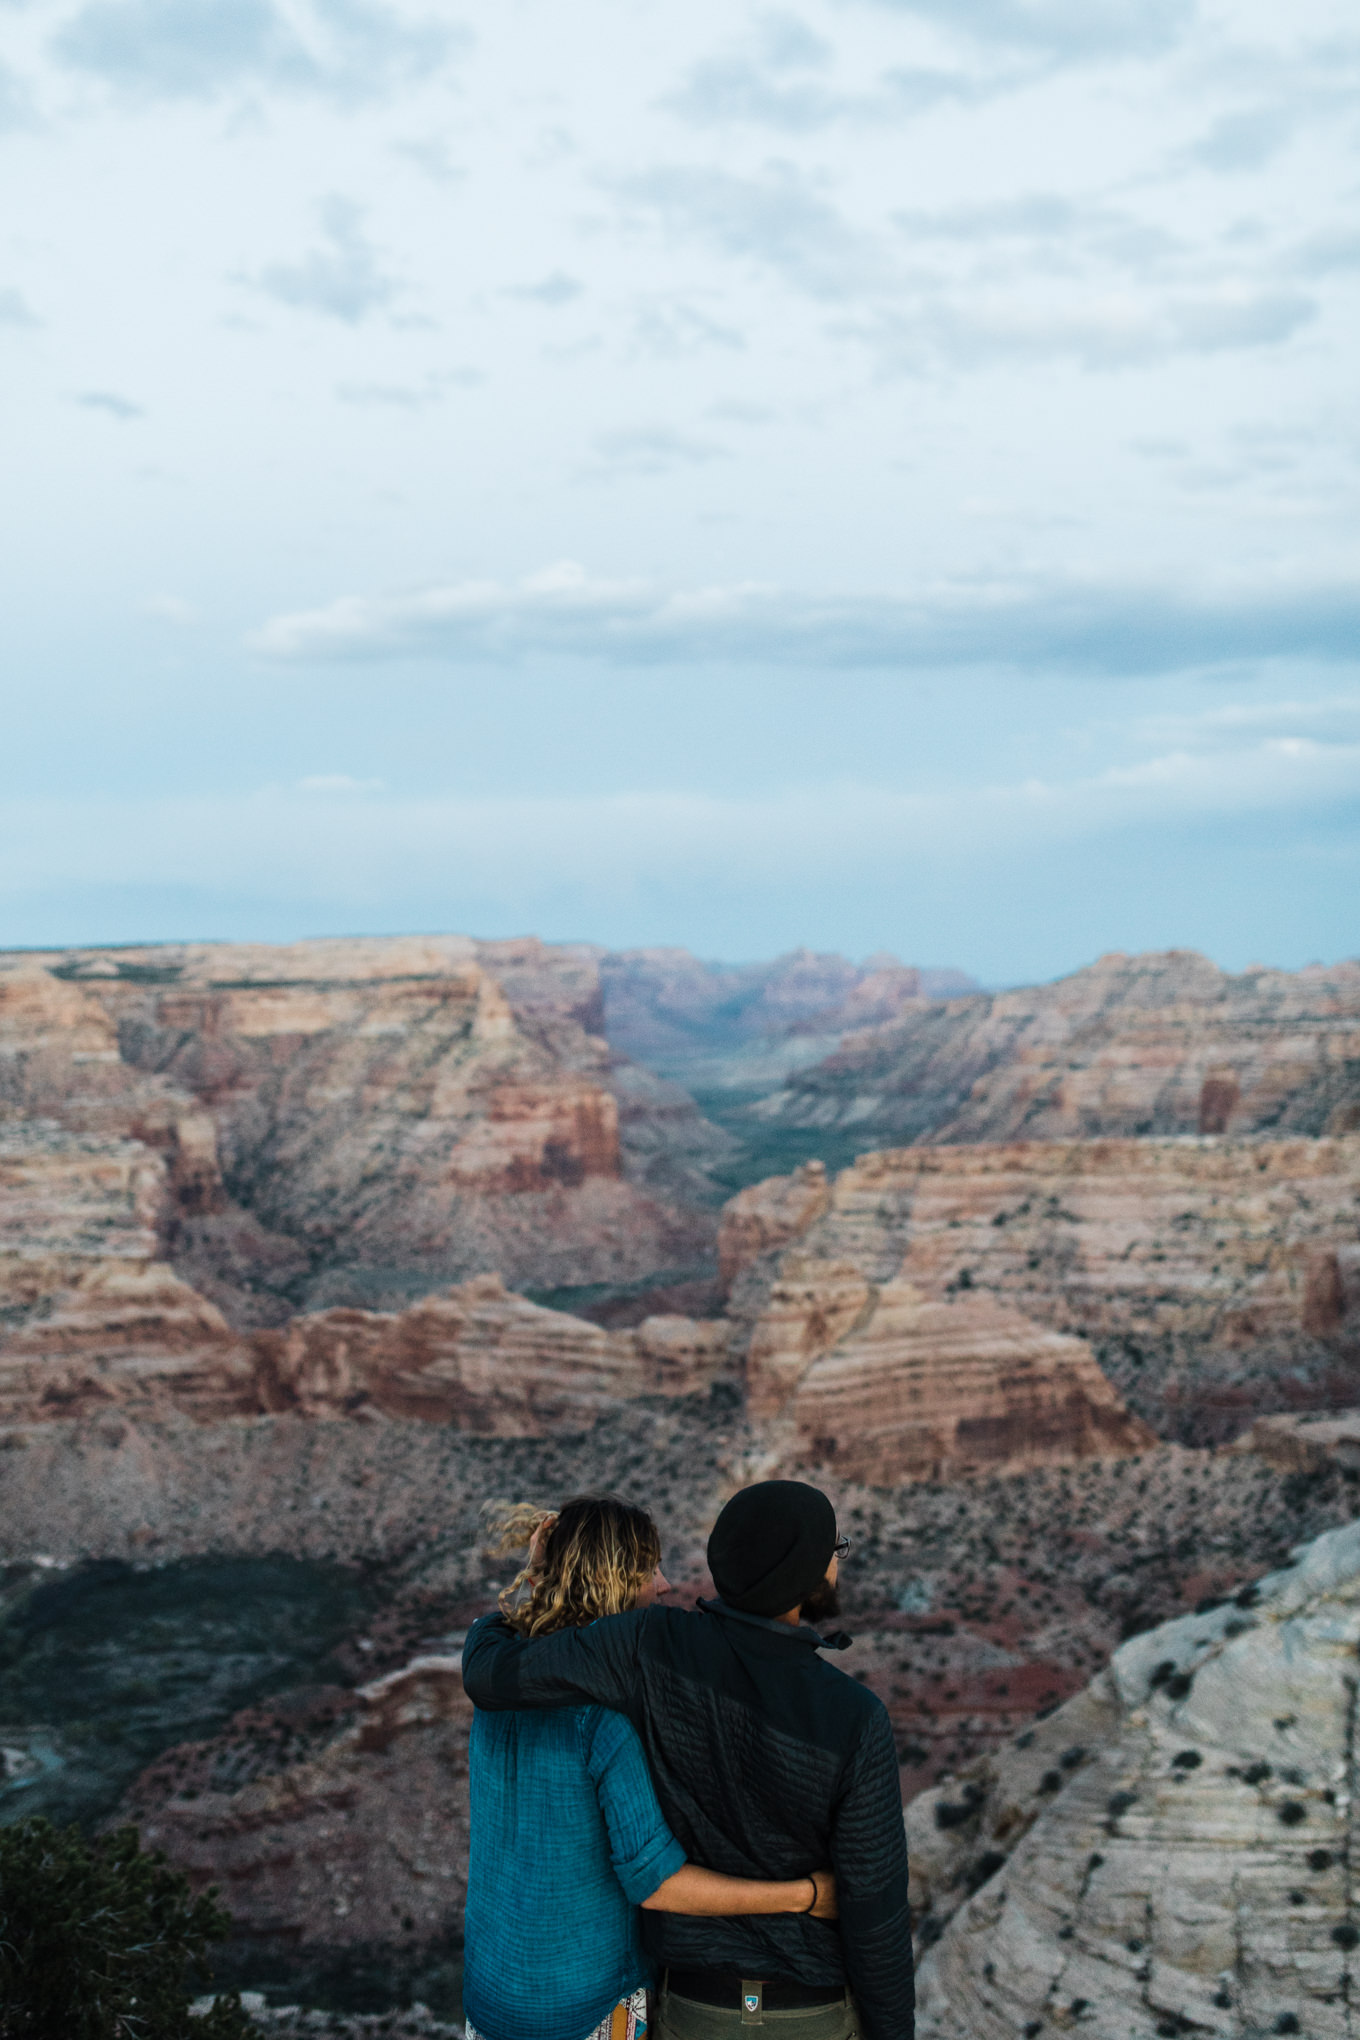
[460,1599,913,2040]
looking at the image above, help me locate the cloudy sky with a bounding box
[2,0,1357,983]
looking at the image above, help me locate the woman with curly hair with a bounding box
[463,1495,835,2040]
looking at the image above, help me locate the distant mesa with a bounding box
[746,946,1360,1149]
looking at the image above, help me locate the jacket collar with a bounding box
[697,1596,852,1652]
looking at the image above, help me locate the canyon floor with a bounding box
[2,1392,1357,2016]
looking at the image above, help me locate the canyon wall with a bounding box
[752,949,1360,1150]
[745,1258,1153,1484]
[0,1122,728,1432]
[0,1117,1144,1486]
[600,945,974,1094]
[722,1137,1360,1444]
[0,939,726,1317]
[914,1518,1360,2040]
[127,1656,475,1963]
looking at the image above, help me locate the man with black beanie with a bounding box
[461,1480,913,2040]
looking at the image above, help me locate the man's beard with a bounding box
[800,1575,841,1624]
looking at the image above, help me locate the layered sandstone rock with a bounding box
[1235,1408,1360,1475]
[0,1122,729,1431]
[753,949,1360,1147]
[1,938,726,1310]
[128,1655,473,1957]
[256,1276,731,1430]
[722,1138,1360,1443]
[718,1160,831,1291]
[915,1518,1360,2040]
[746,1260,1152,1482]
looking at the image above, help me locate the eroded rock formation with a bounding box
[746,1263,1153,1483]
[600,946,973,1093]
[128,1655,473,1958]
[255,1277,730,1431]
[0,938,727,1313]
[0,1126,730,1430]
[914,1518,1360,2040]
[722,1137,1360,1444]
[753,949,1360,1148]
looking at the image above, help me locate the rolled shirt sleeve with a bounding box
[583,1708,687,1906]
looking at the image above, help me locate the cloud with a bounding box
[250,197,398,323]
[613,162,879,301]
[391,135,464,182]
[892,193,1178,267]
[858,285,1315,372]
[1290,228,1360,279]
[249,559,1360,677]
[336,368,481,407]
[1131,695,1360,754]
[586,427,729,479]
[629,298,744,357]
[505,271,583,306]
[52,0,463,104]
[663,17,995,131]
[76,388,144,417]
[1189,105,1296,173]
[295,772,385,792]
[0,60,37,130]
[0,286,38,327]
[140,593,196,621]
[860,0,1191,60]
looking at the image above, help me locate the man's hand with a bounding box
[808,1870,838,1919]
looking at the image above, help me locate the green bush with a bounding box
[0,1816,261,2039]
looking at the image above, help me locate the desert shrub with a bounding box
[0,1816,260,2039]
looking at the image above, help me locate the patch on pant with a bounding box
[741,1980,763,2025]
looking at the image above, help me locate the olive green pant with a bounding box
[655,1984,862,2040]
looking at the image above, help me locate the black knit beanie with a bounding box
[707,1480,837,1618]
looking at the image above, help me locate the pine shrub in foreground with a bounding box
[0,1816,262,2039]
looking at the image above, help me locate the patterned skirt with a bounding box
[467,1983,649,2040]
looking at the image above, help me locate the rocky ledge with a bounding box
[912,1517,1360,2040]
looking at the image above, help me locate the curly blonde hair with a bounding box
[483,1494,662,1637]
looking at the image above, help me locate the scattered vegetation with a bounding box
[0,1815,260,2038]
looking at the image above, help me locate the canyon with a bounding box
[3,931,1360,2027]
[751,948,1360,1152]
[0,939,728,1324]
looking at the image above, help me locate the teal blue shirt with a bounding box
[463,1704,686,2040]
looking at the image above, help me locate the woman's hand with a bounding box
[527,1512,558,1575]
[807,1869,837,1920]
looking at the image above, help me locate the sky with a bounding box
[1,0,1357,985]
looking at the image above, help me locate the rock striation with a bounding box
[913,1518,1360,2040]
[254,1277,731,1431]
[746,1263,1154,1483]
[0,938,728,1314]
[752,949,1360,1149]
[722,1137,1360,1445]
[0,1126,730,1431]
